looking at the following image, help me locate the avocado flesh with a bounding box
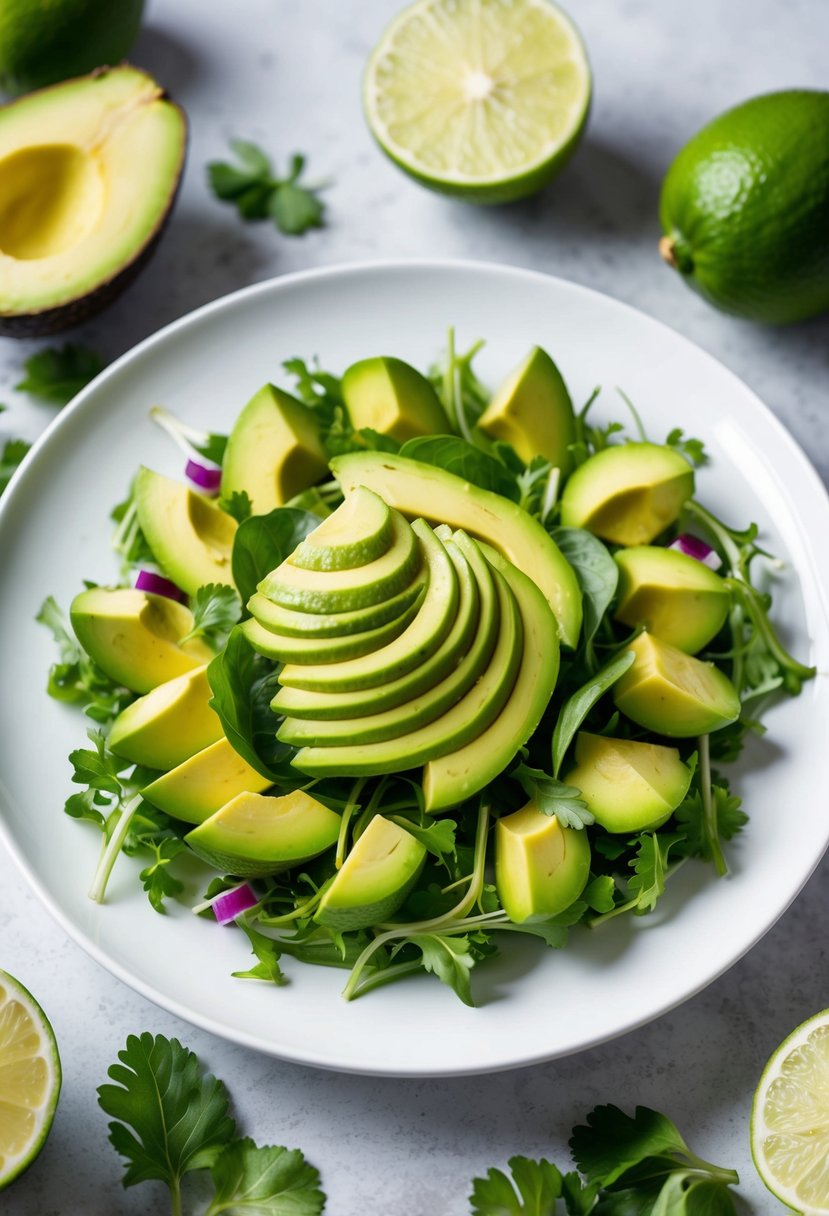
[560,443,694,546]
[259,507,419,613]
[614,546,730,653]
[331,450,582,647]
[278,520,458,692]
[272,530,497,721]
[423,544,560,812]
[141,738,272,826]
[220,384,328,515]
[565,732,693,833]
[135,467,237,596]
[247,569,427,639]
[613,632,741,737]
[292,564,522,777]
[277,535,486,745]
[185,790,341,878]
[476,346,576,474]
[0,67,186,334]
[341,355,450,441]
[291,488,392,571]
[495,802,591,923]
[241,595,421,664]
[70,586,213,693]
[109,665,223,769]
[314,815,427,930]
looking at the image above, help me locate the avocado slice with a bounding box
[341,356,450,441]
[135,467,237,596]
[560,443,694,546]
[315,815,427,930]
[220,384,328,515]
[70,586,213,693]
[0,67,186,337]
[259,507,419,614]
[423,545,560,812]
[476,346,576,473]
[247,568,427,639]
[142,738,273,826]
[290,488,393,571]
[613,632,741,736]
[331,450,582,647]
[241,594,422,664]
[109,665,223,769]
[614,545,730,653]
[278,520,457,693]
[565,731,693,833]
[495,802,591,923]
[185,790,341,878]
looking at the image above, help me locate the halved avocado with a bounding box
[135,467,237,596]
[240,595,421,664]
[185,790,341,878]
[290,487,393,571]
[476,346,576,473]
[108,665,223,769]
[613,632,741,737]
[247,568,427,639]
[141,738,273,826]
[341,356,450,441]
[331,450,582,647]
[220,383,328,516]
[70,586,213,692]
[314,815,427,930]
[0,66,186,337]
[614,545,730,653]
[565,731,693,833]
[495,802,591,923]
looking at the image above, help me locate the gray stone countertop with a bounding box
[1,1,828,1211]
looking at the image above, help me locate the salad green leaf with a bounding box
[181,584,242,648]
[16,342,105,404]
[548,527,618,662]
[208,142,326,236]
[37,596,131,724]
[0,437,30,495]
[207,1138,325,1216]
[470,1155,564,1215]
[551,650,636,778]
[512,765,594,830]
[399,434,520,501]
[232,508,319,608]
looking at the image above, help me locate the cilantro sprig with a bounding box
[180,584,242,649]
[208,140,327,236]
[16,343,106,404]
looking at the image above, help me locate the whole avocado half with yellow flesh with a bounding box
[0,65,186,336]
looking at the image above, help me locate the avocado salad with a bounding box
[39,333,815,1004]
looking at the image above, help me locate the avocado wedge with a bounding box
[142,738,273,826]
[247,568,426,639]
[315,815,427,930]
[135,467,237,596]
[476,346,576,473]
[496,802,591,923]
[109,665,222,770]
[341,356,450,441]
[0,66,186,337]
[241,595,421,664]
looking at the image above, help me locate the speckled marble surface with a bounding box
[2,2,828,1212]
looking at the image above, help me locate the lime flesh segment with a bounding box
[752,1008,829,1214]
[0,970,61,1192]
[364,0,591,203]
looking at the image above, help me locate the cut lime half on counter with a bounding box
[751,1007,829,1213]
[364,0,591,204]
[0,969,61,1191]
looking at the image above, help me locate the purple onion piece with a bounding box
[211,882,259,925]
[185,457,222,495]
[668,533,722,571]
[135,569,187,602]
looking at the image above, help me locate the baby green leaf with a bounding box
[37,596,131,723]
[16,343,105,403]
[470,1155,563,1215]
[400,435,520,501]
[138,838,187,914]
[551,650,636,777]
[232,507,318,607]
[207,1137,325,1215]
[219,489,253,524]
[548,527,618,658]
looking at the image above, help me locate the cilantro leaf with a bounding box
[208,141,327,236]
[97,1033,236,1196]
[0,437,30,495]
[181,583,242,648]
[219,489,253,524]
[627,833,683,915]
[513,764,595,830]
[408,932,476,1006]
[674,785,747,862]
[207,1137,325,1215]
[570,1105,692,1190]
[665,427,708,468]
[16,343,105,403]
[470,1155,563,1215]
[138,838,187,913]
[233,923,287,985]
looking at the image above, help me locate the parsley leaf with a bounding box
[207,1137,325,1216]
[513,764,594,829]
[470,1155,563,1215]
[16,343,105,404]
[0,437,30,495]
[181,584,242,649]
[208,141,327,236]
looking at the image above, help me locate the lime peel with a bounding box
[0,969,61,1191]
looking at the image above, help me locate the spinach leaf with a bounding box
[551,649,635,777]
[549,526,618,655]
[231,507,318,607]
[399,435,519,501]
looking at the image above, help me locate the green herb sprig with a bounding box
[208,140,327,236]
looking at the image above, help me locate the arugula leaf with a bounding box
[233,923,287,985]
[16,343,105,403]
[0,437,30,495]
[208,141,326,236]
[551,650,636,777]
[513,765,594,829]
[399,435,520,501]
[548,528,618,659]
[207,1137,325,1216]
[470,1155,563,1215]
[37,597,131,724]
[98,1033,236,1197]
[232,508,319,607]
[181,584,242,648]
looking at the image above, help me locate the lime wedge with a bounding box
[751,1008,829,1214]
[363,0,591,203]
[0,970,61,1192]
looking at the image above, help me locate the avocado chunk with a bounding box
[315,815,427,930]
[613,632,741,737]
[220,384,328,515]
[109,665,223,769]
[70,586,213,693]
[560,443,695,546]
[290,488,393,571]
[331,450,582,647]
[185,790,341,878]
[495,802,591,923]
[565,732,693,833]
[0,66,186,337]
[476,346,576,473]
[341,356,450,441]
[248,569,427,639]
[135,467,237,596]
[141,738,273,826]
[423,544,560,812]
[241,594,421,664]
[259,506,419,614]
[614,545,730,653]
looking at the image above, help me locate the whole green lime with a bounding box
[0,0,145,96]
[659,90,829,324]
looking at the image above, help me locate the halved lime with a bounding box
[0,969,61,1191]
[751,1007,829,1214]
[363,0,591,204]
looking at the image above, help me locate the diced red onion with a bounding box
[135,569,187,602]
[210,882,259,925]
[668,533,722,571]
[185,458,222,495]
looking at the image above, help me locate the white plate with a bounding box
[2,261,828,1077]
